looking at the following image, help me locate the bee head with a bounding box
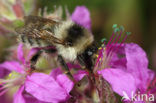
[84,43,97,57]
[77,42,98,70]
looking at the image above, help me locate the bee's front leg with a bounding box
[57,55,75,82]
[30,50,42,70]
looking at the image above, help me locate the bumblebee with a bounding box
[16,15,97,81]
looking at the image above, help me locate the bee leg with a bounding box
[77,55,95,83]
[30,50,42,70]
[57,55,75,82]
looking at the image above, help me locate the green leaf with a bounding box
[13,20,24,28]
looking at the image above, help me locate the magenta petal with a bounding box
[0,61,24,73]
[26,48,39,61]
[125,43,148,72]
[125,43,150,90]
[73,70,88,81]
[56,74,74,93]
[50,68,62,80]
[67,63,81,69]
[109,44,126,68]
[147,69,155,82]
[14,85,25,103]
[12,1,24,18]
[0,67,10,78]
[110,54,127,69]
[17,43,25,64]
[25,73,69,103]
[50,63,81,79]
[50,68,74,93]
[24,94,48,103]
[0,95,10,103]
[50,67,87,82]
[98,69,137,98]
[71,6,91,30]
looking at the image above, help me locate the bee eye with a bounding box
[87,51,93,56]
[66,39,73,46]
[67,42,73,46]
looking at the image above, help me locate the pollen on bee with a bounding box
[7,72,20,80]
[103,47,106,50]
[98,47,102,50]
[96,54,99,58]
[8,73,13,78]
[99,58,101,61]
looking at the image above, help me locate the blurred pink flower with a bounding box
[0,44,74,103]
[25,73,73,103]
[0,0,33,35]
[0,25,10,35]
[50,66,88,82]
[12,0,24,19]
[97,43,155,101]
[0,44,34,103]
[71,6,91,30]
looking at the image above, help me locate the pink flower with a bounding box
[71,6,91,30]
[0,0,34,35]
[97,42,155,100]
[0,44,35,103]
[89,24,156,102]
[50,66,88,83]
[0,44,74,103]
[12,0,24,19]
[25,73,73,103]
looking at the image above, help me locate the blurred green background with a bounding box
[0,0,156,71]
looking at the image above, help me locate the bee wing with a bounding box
[15,15,59,34]
[16,16,65,45]
[31,29,65,45]
[24,15,57,27]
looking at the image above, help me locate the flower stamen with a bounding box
[94,24,130,72]
[0,72,26,96]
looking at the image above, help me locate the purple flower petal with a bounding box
[67,63,81,69]
[110,53,127,69]
[25,73,69,103]
[26,48,39,62]
[17,43,25,64]
[147,69,155,82]
[125,43,148,73]
[50,68,62,80]
[50,68,87,82]
[73,70,88,81]
[0,61,24,73]
[24,94,48,103]
[50,68,74,93]
[12,0,24,18]
[125,43,150,90]
[98,68,137,98]
[0,95,10,103]
[56,74,74,93]
[0,67,10,78]
[71,6,91,30]
[107,44,127,69]
[13,85,25,103]
[50,63,81,79]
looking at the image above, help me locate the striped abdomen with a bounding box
[18,35,51,47]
